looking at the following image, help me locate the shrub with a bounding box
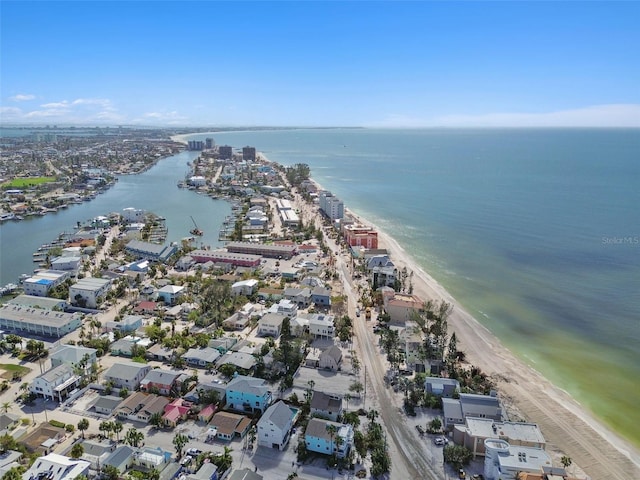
[49,420,66,428]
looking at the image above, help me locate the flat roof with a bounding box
[0,304,80,328]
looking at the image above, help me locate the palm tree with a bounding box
[1,402,12,413]
[77,418,90,439]
[148,468,160,480]
[366,409,379,424]
[173,433,189,459]
[149,412,164,429]
[326,424,337,454]
[343,393,351,411]
[125,427,144,447]
[112,421,123,442]
[561,455,572,469]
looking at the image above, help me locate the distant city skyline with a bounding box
[1,1,639,127]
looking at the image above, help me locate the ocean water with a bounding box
[190,128,640,447]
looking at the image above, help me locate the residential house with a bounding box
[267,298,298,317]
[310,391,343,421]
[69,277,111,309]
[116,392,170,423]
[198,404,217,423]
[133,446,172,472]
[157,285,185,306]
[256,287,283,302]
[146,343,175,362]
[222,312,250,331]
[209,412,252,441]
[133,301,159,315]
[310,286,331,307]
[186,463,219,480]
[256,401,296,451]
[257,313,286,337]
[303,313,335,339]
[103,445,135,472]
[283,287,311,307]
[184,347,221,368]
[425,377,460,398]
[49,344,97,372]
[304,418,354,458]
[106,314,143,333]
[231,279,259,297]
[228,469,263,480]
[0,413,20,435]
[104,362,151,390]
[225,375,272,414]
[216,352,256,374]
[442,393,505,430]
[163,399,191,428]
[384,293,423,326]
[140,369,182,396]
[109,337,140,357]
[23,453,90,480]
[91,395,123,416]
[319,346,342,371]
[209,337,238,353]
[79,440,114,469]
[30,363,81,402]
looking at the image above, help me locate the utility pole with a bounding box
[363,366,367,410]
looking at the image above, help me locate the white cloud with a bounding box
[5,97,123,124]
[41,101,70,108]
[368,104,640,128]
[9,94,36,102]
[0,106,23,119]
[132,110,189,125]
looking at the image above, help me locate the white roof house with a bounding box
[23,453,90,480]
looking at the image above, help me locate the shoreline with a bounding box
[174,134,639,476]
[302,175,640,477]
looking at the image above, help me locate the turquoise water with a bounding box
[191,128,640,446]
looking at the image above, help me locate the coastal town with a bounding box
[0,130,620,480]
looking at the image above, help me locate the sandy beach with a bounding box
[339,204,640,479]
[176,138,640,477]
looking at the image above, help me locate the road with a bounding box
[293,190,443,480]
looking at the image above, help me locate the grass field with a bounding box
[0,363,31,380]
[3,176,57,188]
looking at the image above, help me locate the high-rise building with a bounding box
[218,145,233,159]
[206,138,215,149]
[242,146,256,161]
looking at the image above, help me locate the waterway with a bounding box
[0,150,231,284]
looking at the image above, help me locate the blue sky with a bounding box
[1,1,639,127]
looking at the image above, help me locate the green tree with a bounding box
[173,433,189,459]
[125,427,144,447]
[101,465,120,480]
[561,455,572,469]
[149,412,164,429]
[1,402,11,413]
[112,421,123,442]
[443,444,473,470]
[70,442,84,459]
[77,418,90,439]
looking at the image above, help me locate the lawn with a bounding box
[3,176,57,188]
[0,363,31,380]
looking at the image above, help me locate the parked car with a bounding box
[458,469,466,479]
[415,425,425,436]
[434,437,445,446]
